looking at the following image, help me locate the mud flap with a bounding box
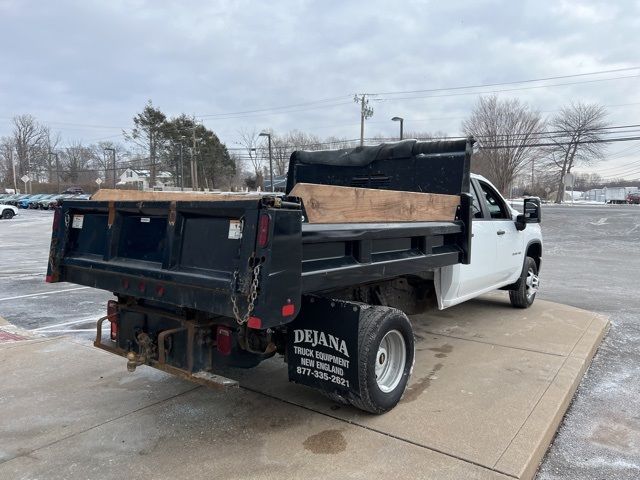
[287,296,360,396]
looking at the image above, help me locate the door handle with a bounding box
[497,230,506,235]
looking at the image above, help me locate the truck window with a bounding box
[478,181,508,219]
[469,184,484,219]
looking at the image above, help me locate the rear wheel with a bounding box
[1,209,14,219]
[509,256,539,308]
[349,306,414,414]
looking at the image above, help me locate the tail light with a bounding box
[257,213,271,248]
[216,326,232,356]
[107,300,119,341]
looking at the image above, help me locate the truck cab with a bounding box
[437,174,542,309]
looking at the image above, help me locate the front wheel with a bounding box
[1,209,14,219]
[350,306,414,414]
[509,256,539,308]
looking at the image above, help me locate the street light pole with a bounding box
[49,152,60,193]
[391,116,404,140]
[259,132,273,192]
[179,143,184,191]
[10,147,17,192]
[104,148,116,188]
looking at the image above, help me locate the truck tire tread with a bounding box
[509,256,538,309]
[349,306,414,414]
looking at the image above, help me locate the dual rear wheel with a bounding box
[332,306,415,414]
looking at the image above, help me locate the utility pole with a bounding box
[531,158,535,191]
[354,94,374,147]
[49,152,60,193]
[9,147,17,192]
[258,132,273,192]
[104,148,116,188]
[191,117,200,190]
[179,143,184,191]
[26,149,32,194]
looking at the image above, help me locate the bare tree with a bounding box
[402,131,448,141]
[463,96,544,195]
[269,130,323,176]
[89,141,124,182]
[41,127,62,183]
[0,137,17,189]
[11,114,48,190]
[61,141,93,183]
[237,127,263,179]
[323,136,356,150]
[544,103,609,203]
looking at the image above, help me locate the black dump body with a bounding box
[47,139,473,330]
[286,138,471,195]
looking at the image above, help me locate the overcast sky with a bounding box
[1,0,639,178]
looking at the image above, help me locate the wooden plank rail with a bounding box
[290,183,459,223]
[91,189,264,202]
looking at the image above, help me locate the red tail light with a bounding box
[248,316,262,329]
[216,326,232,356]
[107,300,119,341]
[257,213,271,248]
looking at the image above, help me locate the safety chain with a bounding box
[230,260,262,325]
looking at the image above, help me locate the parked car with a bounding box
[4,194,30,206]
[18,194,45,208]
[28,194,56,209]
[42,194,78,209]
[627,192,640,205]
[63,186,84,194]
[0,203,18,219]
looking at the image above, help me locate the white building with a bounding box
[117,169,174,190]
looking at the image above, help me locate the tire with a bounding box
[509,256,539,308]
[349,306,415,414]
[1,209,14,219]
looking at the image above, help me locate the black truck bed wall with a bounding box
[286,138,472,196]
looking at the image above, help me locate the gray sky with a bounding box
[1,0,639,178]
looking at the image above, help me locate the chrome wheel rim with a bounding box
[375,330,406,393]
[526,269,539,301]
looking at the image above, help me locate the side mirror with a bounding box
[515,198,541,231]
[523,197,541,223]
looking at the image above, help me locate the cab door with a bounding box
[455,179,502,297]
[474,179,522,284]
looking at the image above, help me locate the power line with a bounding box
[192,66,640,120]
[371,74,640,102]
[198,97,353,119]
[478,135,640,150]
[367,66,640,96]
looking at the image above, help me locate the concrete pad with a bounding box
[218,295,609,479]
[0,337,196,463]
[0,337,509,480]
[0,294,608,480]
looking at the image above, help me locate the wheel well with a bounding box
[527,242,542,271]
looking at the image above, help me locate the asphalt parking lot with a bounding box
[0,205,639,479]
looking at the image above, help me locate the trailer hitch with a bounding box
[126,332,155,372]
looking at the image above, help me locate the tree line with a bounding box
[463,96,611,202]
[1,96,617,200]
[0,101,238,192]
